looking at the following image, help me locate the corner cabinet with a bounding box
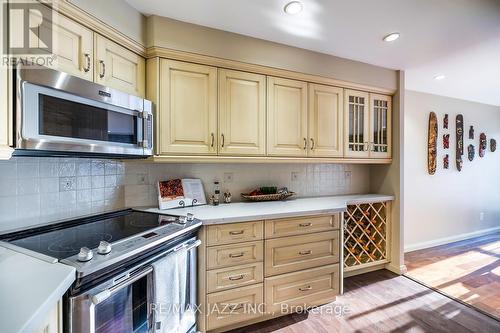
[158,59,218,155]
[344,90,392,159]
[267,77,308,157]
[219,70,266,156]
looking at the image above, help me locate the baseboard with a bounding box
[404,226,500,252]
[386,263,407,275]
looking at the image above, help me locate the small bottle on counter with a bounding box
[223,191,232,203]
[213,181,220,206]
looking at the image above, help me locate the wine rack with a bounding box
[344,201,390,271]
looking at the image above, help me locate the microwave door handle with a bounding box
[91,266,153,305]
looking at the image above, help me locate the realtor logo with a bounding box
[3,1,52,55]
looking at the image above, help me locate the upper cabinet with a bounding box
[219,69,266,156]
[39,13,94,80]
[369,94,392,159]
[158,59,218,155]
[95,35,145,97]
[267,77,308,157]
[344,90,392,159]
[308,84,344,158]
[344,90,370,158]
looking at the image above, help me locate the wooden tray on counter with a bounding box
[240,192,296,202]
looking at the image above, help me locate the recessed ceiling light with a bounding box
[284,1,303,15]
[434,74,446,80]
[383,32,400,42]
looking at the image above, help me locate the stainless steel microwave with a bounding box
[14,65,153,158]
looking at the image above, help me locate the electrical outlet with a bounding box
[291,172,300,182]
[344,171,352,179]
[223,173,234,183]
[480,212,484,221]
[59,177,76,191]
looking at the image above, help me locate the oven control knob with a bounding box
[186,213,194,221]
[77,247,93,262]
[97,241,112,255]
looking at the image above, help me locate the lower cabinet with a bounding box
[200,214,342,332]
[36,301,62,333]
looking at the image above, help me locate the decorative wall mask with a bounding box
[443,134,450,149]
[469,126,474,140]
[444,154,449,169]
[490,139,496,152]
[456,115,464,171]
[428,112,438,175]
[444,114,449,129]
[479,133,487,157]
[468,144,475,161]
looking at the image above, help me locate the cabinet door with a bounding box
[308,84,344,157]
[94,35,145,97]
[219,70,266,156]
[267,77,308,156]
[37,12,93,80]
[370,94,392,158]
[159,60,218,155]
[344,89,370,158]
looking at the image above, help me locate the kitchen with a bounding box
[0,1,499,333]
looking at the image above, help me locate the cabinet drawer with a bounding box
[206,283,264,331]
[207,241,263,270]
[265,231,339,276]
[265,215,339,238]
[265,264,339,314]
[207,263,263,293]
[207,221,263,246]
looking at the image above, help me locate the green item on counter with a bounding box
[260,186,277,194]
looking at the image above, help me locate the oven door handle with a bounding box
[173,239,202,253]
[91,266,153,305]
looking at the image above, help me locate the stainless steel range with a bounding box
[0,209,201,333]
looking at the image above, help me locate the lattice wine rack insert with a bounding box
[344,202,388,269]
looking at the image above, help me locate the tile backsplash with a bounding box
[0,158,370,233]
[123,162,370,207]
[0,157,125,232]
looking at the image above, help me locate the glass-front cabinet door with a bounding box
[344,90,370,158]
[370,94,392,158]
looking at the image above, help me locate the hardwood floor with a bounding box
[226,270,500,333]
[405,232,500,319]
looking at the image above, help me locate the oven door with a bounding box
[69,265,155,333]
[68,238,200,333]
[18,81,151,156]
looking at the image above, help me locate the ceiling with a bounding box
[125,0,500,106]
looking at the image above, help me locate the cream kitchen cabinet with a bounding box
[37,12,94,80]
[36,301,62,333]
[267,77,308,157]
[95,35,145,97]
[158,59,218,155]
[344,90,391,158]
[308,84,344,157]
[369,94,392,158]
[219,69,266,156]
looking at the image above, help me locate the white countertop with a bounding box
[0,246,75,333]
[139,194,394,225]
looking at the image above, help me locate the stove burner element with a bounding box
[77,247,93,262]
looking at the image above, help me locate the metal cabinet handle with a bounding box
[299,250,312,255]
[228,274,244,281]
[229,304,244,311]
[299,285,312,292]
[229,252,244,258]
[303,138,307,150]
[299,222,312,227]
[99,60,106,78]
[310,138,315,150]
[83,53,91,73]
[211,133,215,148]
[221,134,225,148]
[229,230,244,235]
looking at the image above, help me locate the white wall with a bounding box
[404,90,500,251]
